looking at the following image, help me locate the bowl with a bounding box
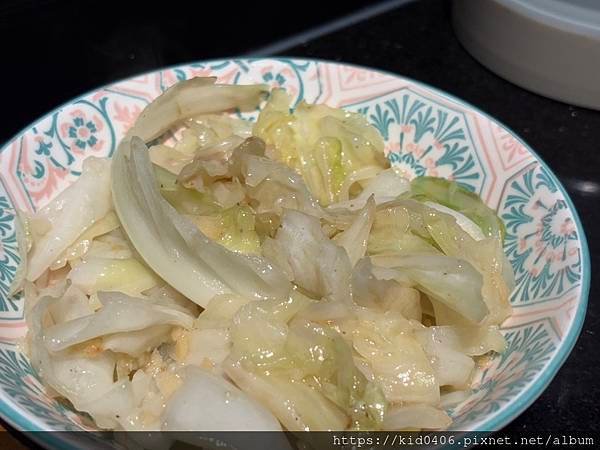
[0,58,590,438]
[453,0,600,110]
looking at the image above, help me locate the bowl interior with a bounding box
[0,58,589,433]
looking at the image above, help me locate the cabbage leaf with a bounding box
[129,77,268,142]
[371,254,488,323]
[262,210,351,303]
[26,157,112,281]
[111,137,290,307]
[410,176,505,241]
[254,89,388,205]
[43,291,194,352]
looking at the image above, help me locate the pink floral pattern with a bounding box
[59,109,105,155]
[492,124,534,170]
[112,102,142,133]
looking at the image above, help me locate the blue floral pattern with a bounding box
[500,164,581,304]
[67,116,100,150]
[449,320,557,428]
[347,89,485,194]
[0,345,85,431]
[0,193,20,314]
[11,97,117,212]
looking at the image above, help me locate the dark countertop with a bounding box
[0,0,597,442]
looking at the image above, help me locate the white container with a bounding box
[453,0,600,109]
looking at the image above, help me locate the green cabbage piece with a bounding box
[128,77,268,142]
[371,254,488,324]
[262,210,352,304]
[253,89,388,205]
[228,297,388,430]
[187,206,261,255]
[410,176,505,241]
[154,164,220,215]
[282,320,387,430]
[367,200,441,256]
[423,214,512,325]
[154,164,260,254]
[111,137,290,307]
[321,334,388,430]
[26,157,113,281]
[225,358,349,431]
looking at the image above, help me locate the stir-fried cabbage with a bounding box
[9,210,31,295]
[50,211,121,270]
[68,257,161,296]
[28,295,136,429]
[262,210,352,304]
[43,291,194,353]
[254,89,389,205]
[128,77,268,142]
[26,157,112,281]
[350,258,421,320]
[162,366,281,431]
[241,152,324,218]
[410,176,505,241]
[333,197,375,266]
[225,313,388,430]
[367,201,442,256]
[112,137,290,307]
[372,254,488,323]
[14,77,514,433]
[225,358,350,431]
[186,205,261,255]
[328,168,410,211]
[424,212,512,325]
[383,404,451,430]
[340,310,439,405]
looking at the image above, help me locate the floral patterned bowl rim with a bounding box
[0,58,590,442]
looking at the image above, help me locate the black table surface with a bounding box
[0,0,598,443]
